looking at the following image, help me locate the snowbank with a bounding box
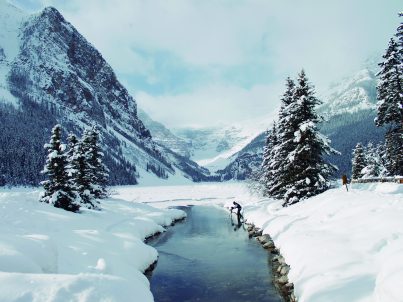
[0,187,185,302]
[3,182,401,302]
[243,183,403,302]
[113,182,256,208]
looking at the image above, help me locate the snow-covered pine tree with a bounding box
[86,126,109,199]
[375,143,388,177]
[65,132,79,180]
[266,78,296,199]
[361,142,381,178]
[396,12,403,62]
[375,27,403,176]
[351,142,366,179]
[375,38,403,129]
[40,125,81,212]
[281,70,337,206]
[75,128,99,209]
[261,122,278,196]
[383,129,402,176]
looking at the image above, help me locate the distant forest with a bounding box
[0,98,138,186]
[321,109,387,176]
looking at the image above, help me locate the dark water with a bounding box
[147,206,282,302]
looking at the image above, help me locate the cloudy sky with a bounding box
[11,0,402,128]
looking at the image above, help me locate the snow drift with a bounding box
[0,187,185,302]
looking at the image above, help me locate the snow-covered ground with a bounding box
[1,182,402,301]
[115,182,403,302]
[0,187,185,302]
[243,182,403,302]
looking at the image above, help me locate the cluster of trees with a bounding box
[352,142,387,179]
[40,124,109,212]
[319,110,386,177]
[352,13,403,179]
[352,134,401,180]
[260,70,338,207]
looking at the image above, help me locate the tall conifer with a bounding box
[266,78,296,199]
[40,125,81,212]
[375,38,403,128]
[351,143,366,179]
[281,70,337,206]
[86,126,109,199]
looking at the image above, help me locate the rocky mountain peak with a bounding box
[0,4,210,185]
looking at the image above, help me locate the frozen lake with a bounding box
[147,205,282,302]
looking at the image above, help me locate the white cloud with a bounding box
[134,81,284,128]
[50,0,400,75]
[14,0,403,128]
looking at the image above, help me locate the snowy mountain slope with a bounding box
[0,1,27,106]
[319,67,377,117]
[0,2,209,185]
[172,114,273,171]
[215,132,266,180]
[217,63,385,180]
[138,109,192,158]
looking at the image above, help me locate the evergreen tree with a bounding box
[351,142,366,179]
[396,12,403,62]
[375,38,403,128]
[86,126,109,199]
[376,143,388,177]
[281,70,337,206]
[265,78,296,199]
[75,129,99,209]
[383,129,403,176]
[375,17,403,176]
[65,133,79,181]
[262,72,337,206]
[361,142,381,178]
[40,125,81,212]
[261,123,278,195]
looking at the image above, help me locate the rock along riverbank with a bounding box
[247,223,297,302]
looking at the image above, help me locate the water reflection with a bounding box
[147,206,281,302]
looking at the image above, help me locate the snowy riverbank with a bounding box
[115,182,403,302]
[0,187,185,302]
[1,182,402,301]
[243,183,403,302]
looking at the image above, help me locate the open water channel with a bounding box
[147,205,282,302]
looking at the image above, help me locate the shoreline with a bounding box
[143,216,187,275]
[247,223,297,302]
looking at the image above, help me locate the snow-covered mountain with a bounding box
[319,61,378,117]
[137,109,192,159]
[0,1,209,186]
[217,63,386,180]
[170,115,273,171]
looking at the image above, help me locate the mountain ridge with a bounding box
[0,2,210,186]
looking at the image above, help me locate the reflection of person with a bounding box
[231,201,243,220]
[232,214,242,231]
